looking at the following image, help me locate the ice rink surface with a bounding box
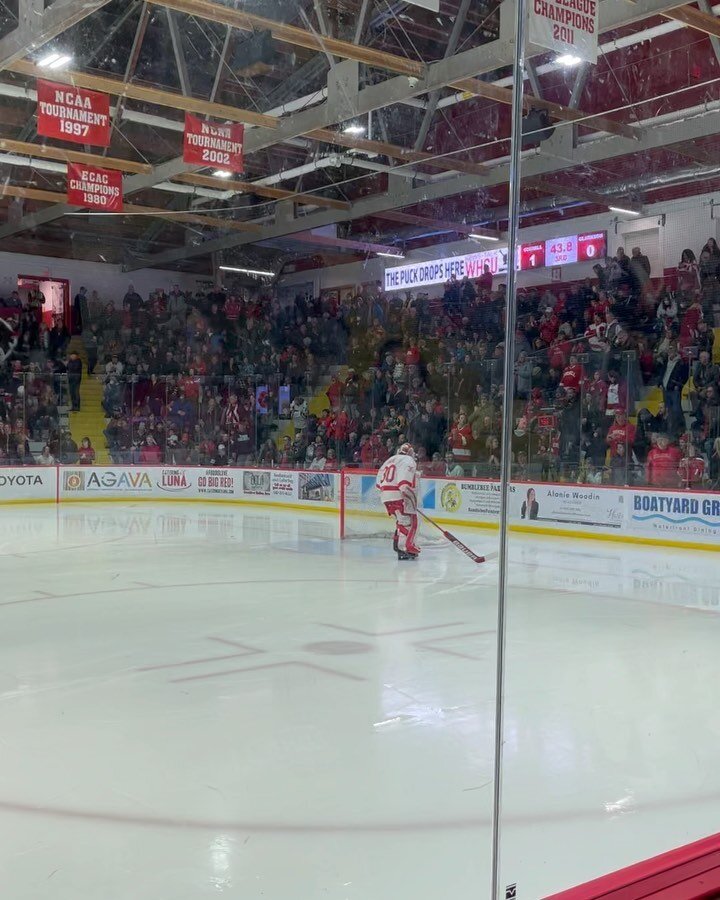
[1,502,720,899]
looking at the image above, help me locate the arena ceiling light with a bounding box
[376,251,405,259]
[38,52,73,69]
[213,170,233,179]
[342,124,366,135]
[219,265,275,277]
[608,206,641,216]
[555,54,582,67]
[469,233,500,241]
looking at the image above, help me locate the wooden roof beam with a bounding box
[663,4,720,37]
[173,172,351,210]
[450,78,639,141]
[528,177,644,212]
[305,128,489,176]
[374,209,501,238]
[0,183,262,233]
[7,59,278,130]
[0,138,152,175]
[148,0,425,78]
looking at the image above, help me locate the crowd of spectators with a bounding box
[0,234,719,489]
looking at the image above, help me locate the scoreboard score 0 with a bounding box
[519,231,606,271]
[578,232,607,262]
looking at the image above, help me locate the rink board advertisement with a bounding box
[628,489,720,543]
[0,468,56,503]
[423,479,502,521]
[510,482,624,532]
[58,466,338,509]
[9,465,720,549]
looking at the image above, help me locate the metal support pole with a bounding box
[490,0,526,895]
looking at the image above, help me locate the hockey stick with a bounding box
[418,510,496,564]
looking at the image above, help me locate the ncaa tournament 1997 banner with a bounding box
[36,79,111,146]
[528,0,599,64]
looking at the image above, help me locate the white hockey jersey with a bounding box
[375,453,418,504]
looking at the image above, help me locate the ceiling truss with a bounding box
[0,0,714,272]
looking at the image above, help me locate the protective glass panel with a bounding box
[497,3,720,897]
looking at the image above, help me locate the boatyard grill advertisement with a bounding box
[183,113,244,173]
[629,490,720,540]
[37,79,111,146]
[513,483,624,530]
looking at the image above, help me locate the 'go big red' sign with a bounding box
[67,163,123,212]
[528,0,599,64]
[37,80,111,147]
[183,114,244,173]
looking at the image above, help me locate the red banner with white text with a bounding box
[182,113,244,173]
[37,79,111,147]
[66,163,123,212]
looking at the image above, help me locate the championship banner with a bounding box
[67,163,123,211]
[183,114,244,173]
[37,79,111,146]
[528,0,599,64]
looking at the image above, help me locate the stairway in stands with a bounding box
[67,336,110,463]
[276,366,347,442]
[632,328,720,419]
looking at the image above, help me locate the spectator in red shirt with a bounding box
[478,264,493,294]
[78,436,95,465]
[587,370,608,417]
[538,307,560,346]
[584,312,607,352]
[405,342,420,367]
[606,409,636,458]
[560,355,583,393]
[140,434,163,465]
[224,295,241,323]
[449,412,473,460]
[678,444,706,488]
[646,434,682,487]
[326,375,343,410]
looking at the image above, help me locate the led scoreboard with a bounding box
[518,242,546,270]
[519,231,606,271]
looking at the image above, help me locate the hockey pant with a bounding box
[383,498,419,552]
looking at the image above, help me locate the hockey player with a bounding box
[376,442,420,560]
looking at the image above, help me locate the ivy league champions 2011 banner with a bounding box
[528,0,599,64]
[36,79,111,147]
